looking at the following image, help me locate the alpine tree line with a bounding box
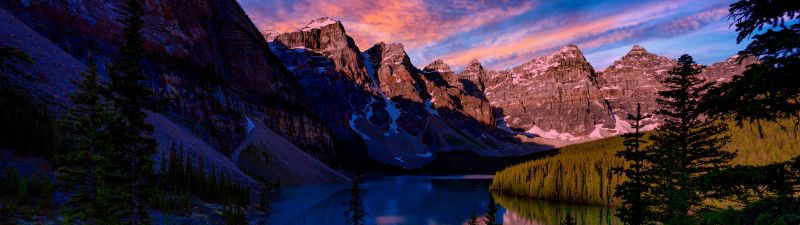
[494,0,800,224]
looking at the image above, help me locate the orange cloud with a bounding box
[242,0,534,50]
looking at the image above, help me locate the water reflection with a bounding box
[269,176,620,225]
[493,193,621,225]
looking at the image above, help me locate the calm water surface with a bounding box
[269,175,621,225]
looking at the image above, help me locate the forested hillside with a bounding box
[491,119,800,206]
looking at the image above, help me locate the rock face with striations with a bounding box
[273,17,373,89]
[0,0,348,185]
[484,45,602,139]
[422,59,495,127]
[484,44,756,146]
[269,19,547,168]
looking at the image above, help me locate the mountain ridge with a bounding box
[264,17,756,147]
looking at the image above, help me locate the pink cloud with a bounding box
[242,0,534,50]
[438,1,729,69]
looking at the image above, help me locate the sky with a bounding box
[238,0,749,71]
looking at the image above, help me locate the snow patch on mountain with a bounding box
[527,126,581,141]
[424,99,438,115]
[362,52,401,134]
[416,152,434,158]
[302,17,337,31]
[347,98,377,140]
[262,30,280,42]
[245,116,255,134]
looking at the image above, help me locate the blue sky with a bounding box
[239,0,749,70]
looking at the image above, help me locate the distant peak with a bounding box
[560,44,580,51]
[301,17,339,31]
[555,44,582,56]
[424,59,452,73]
[547,44,583,59]
[262,30,280,42]
[628,45,647,54]
[466,59,483,68]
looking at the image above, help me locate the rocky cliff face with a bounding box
[485,45,601,138]
[484,44,756,146]
[701,54,759,82]
[1,0,756,172]
[421,59,495,127]
[269,19,546,168]
[0,0,347,184]
[273,17,373,89]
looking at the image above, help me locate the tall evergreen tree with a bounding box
[614,103,655,225]
[345,177,367,225]
[703,0,800,123]
[642,55,735,224]
[484,195,499,225]
[103,0,161,223]
[696,1,800,223]
[57,62,114,224]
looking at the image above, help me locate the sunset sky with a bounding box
[238,0,749,71]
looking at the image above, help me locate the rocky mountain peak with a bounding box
[366,42,410,65]
[262,30,280,42]
[273,18,372,87]
[301,17,340,31]
[629,44,646,53]
[555,44,583,57]
[467,59,483,68]
[607,45,674,72]
[423,59,452,74]
[457,59,490,97]
[619,45,659,61]
[423,59,455,86]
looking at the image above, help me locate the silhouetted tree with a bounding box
[57,61,114,224]
[642,55,735,224]
[484,195,499,225]
[345,177,367,225]
[703,0,800,123]
[103,0,162,223]
[614,103,655,225]
[696,1,800,224]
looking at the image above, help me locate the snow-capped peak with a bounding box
[302,17,338,31]
[262,30,280,42]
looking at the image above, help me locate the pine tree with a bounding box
[345,177,367,225]
[57,62,113,224]
[103,0,162,223]
[642,55,735,224]
[697,1,800,223]
[703,0,800,123]
[614,103,654,225]
[484,195,499,225]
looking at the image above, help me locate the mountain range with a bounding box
[0,0,755,186]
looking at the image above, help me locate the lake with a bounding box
[269,175,621,225]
